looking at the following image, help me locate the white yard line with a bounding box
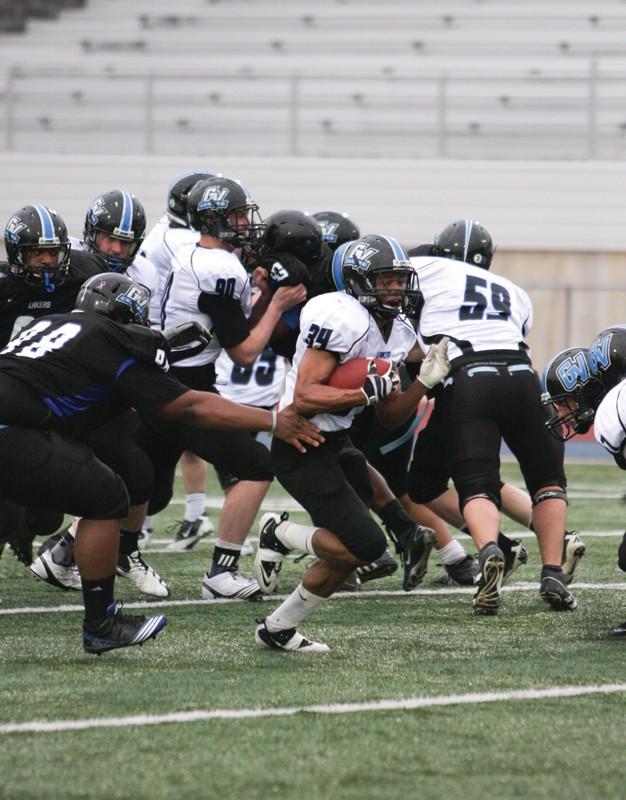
[2,683,626,735]
[2,582,626,616]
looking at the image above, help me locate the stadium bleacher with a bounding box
[1,0,626,159]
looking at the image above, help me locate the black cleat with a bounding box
[444,555,479,586]
[473,543,505,615]
[82,602,167,655]
[337,570,361,592]
[401,526,436,591]
[357,549,398,585]
[539,571,577,611]
[255,618,329,653]
[499,535,528,582]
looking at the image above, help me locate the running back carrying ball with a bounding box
[327,357,392,389]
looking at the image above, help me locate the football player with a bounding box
[253,234,450,652]
[0,271,322,654]
[411,222,577,615]
[407,219,584,587]
[30,191,171,597]
[542,327,626,636]
[138,175,307,600]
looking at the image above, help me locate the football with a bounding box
[327,357,392,389]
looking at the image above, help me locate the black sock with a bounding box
[210,545,240,577]
[497,531,513,554]
[82,575,115,626]
[541,564,563,578]
[119,529,140,556]
[376,499,413,553]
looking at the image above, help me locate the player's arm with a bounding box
[375,338,450,429]
[200,285,307,367]
[158,388,323,453]
[292,348,368,415]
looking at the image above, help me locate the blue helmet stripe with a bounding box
[379,234,407,262]
[119,191,133,235]
[331,241,351,290]
[33,204,55,242]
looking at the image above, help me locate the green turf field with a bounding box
[1,460,626,800]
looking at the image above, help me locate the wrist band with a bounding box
[271,409,278,433]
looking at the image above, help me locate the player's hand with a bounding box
[251,266,270,294]
[270,283,308,312]
[273,405,325,453]
[360,361,400,406]
[417,337,450,389]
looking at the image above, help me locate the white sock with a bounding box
[276,520,318,556]
[214,538,241,553]
[266,583,326,631]
[436,539,466,566]
[184,492,206,522]
[143,515,152,531]
[68,517,79,538]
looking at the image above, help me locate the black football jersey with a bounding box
[0,249,102,348]
[0,311,187,438]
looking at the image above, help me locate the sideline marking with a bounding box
[2,582,626,616]
[2,683,626,735]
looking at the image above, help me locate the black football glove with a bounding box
[259,252,311,289]
[360,361,399,406]
[163,321,212,364]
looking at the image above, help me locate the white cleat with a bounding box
[116,551,170,597]
[255,619,330,653]
[30,551,82,591]
[240,538,255,557]
[201,570,263,601]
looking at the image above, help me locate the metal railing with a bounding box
[2,64,626,158]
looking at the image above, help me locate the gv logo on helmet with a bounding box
[198,186,229,211]
[556,351,590,392]
[5,216,27,243]
[318,221,339,242]
[588,333,613,374]
[346,244,378,270]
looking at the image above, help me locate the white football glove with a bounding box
[417,337,450,389]
[360,361,400,406]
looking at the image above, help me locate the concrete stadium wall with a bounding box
[0,152,624,370]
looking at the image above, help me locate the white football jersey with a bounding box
[69,236,160,326]
[410,256,533,363]
[160,242,252,367]
[140,216,199,318]
[280,292,417,431]
[215,348,288,408]
[594,380,626,458]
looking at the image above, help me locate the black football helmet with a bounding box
[4,204,71,293]
[166,169,218,227]
[83,190,146,272]
[541,347,605,440]
[434,219,495,269]
[312,211,360,252]
[262,210,326,266]
[342,234,421,320]
[588,326,626,391]
[187,176,263,248]
[75,272,151,326]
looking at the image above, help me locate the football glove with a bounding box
[163,321,212,364]
[361,361,400,406]
[259,252,311,289]
[417,337,450,389]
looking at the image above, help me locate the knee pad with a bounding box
[459,490,501,514]
[532,488,568,507]
[354,520,387,564]
[94,474,130,520]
